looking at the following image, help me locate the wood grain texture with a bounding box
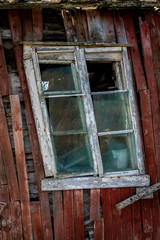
[52,191,64,240]
[0,97,19,201]
[0,34,11,95]
[113,11,127,44]
[73,190,84,240]
[94,218,104,240]
[71,10,87,42]
[90,189,100,220]
[10,201,23,240]
[0,147,7,186]
[101,189,113,240]
[62,11,76,42]
[122,11,147,90]
[63,190,74,240]
[20,9,33,41]
[141,200,153,233]
[32,9,43,41]
[101,10,116,43]
[30,202,44,240]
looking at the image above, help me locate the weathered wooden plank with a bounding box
[0,97,19,201]
[113,11,127,44]
[122,11,147,90]
[142,232,152,240]
[101,10,116,43]
[111,189,122,240]
[0,185,9,203]
[1,203,12,240]
[63,190,74,240]
[81,11,90,41]
[140,20,160,182]
[10,201,23,240]
[86,10,103,42]
[10,94,33,240]
[101,189,113,240]
[90,189,100,220]
[52,191,64,240]
[94,218,104,240]
[42,175,150,191]
[139,90,157,184]
[8,10,53,240]
[140,200,153,233]
[62,11,76,42]
[71,10,87,42]
[150,192,160,240]
[131,189,142,240]
[121,188,132,240]
[0,34,11,95]
[32,9,43,41]
[30,202,44,240]
[73,190,84,240]
[20,9,33,41]
[0,148,7,186]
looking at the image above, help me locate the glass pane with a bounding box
[47,97,86,132]
[52,134,94,175]
[87,62,117,92]
[40,64,79,92]
[92,92,132,132]
[99,133,138,172]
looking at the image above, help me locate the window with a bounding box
[23,44,150,190]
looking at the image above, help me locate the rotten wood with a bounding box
[10,201,23,240]
[0,34,11,95]
[90,189,100,221]
[52,191,64,240]
[0,96,19,201]
[116,183,160,211]
[73,190,84,240]
[10,94,33,240]
[62,11,76,42]
[30,202,44,240]
[0,148,7,186]
[71,10,87,42]
[94,218,104,240]
[32,9,43,41]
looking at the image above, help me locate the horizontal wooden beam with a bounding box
[116,182,160,210]
[0,1,159,9]
[42,174,150,191]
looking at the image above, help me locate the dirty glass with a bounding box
[52,134,94,175]
[40,64,79,92]
[92,91,132,132]
[99,134,137,172]
[47,96,86,132]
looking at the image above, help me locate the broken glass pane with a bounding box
[92,91,132,132]
[99,133,137,172]
[47,96,86,132]
[40,64,79,92]
[53,134,94,175]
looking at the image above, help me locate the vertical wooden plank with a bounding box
[71,10,87,42]
[10,94,33,240]
[131,188,142,240]
[10,201,23,240]
[62,11,77,42]
[90,189,100,220]
[150,192,160,240]
[81,11,90,41]
[0,34,11,95]
[110,189,122,240]
[140,200,153,233]
[94,218,104,240]
[121,188,132,240]
[140,21,160,183]
[30,202,44,240]
[122,11,147,90]
[0,148,7,186]
[63,190,74,240]
[86,10,103,42]
[113,12,127,44]
[101,10,116,43]
[0,185,9,203]
[101,189,113,240]
[20,9,33,41]
[73,190,84,240]
[32,9,43,41]
[142,233,152,240]
[0,97,19,201]
[52,191,64,240]
[8,10,53,240]
[1,203,12,240]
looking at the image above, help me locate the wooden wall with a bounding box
[0,8,160,240]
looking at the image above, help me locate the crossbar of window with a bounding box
[98,129,134,136]
[51,130,87,136]
[45,93,85,98]
[91,90,128,95]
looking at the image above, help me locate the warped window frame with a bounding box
[23,44,150,190]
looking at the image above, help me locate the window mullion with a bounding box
[75,47,103,177]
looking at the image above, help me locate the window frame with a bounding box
[23,43,150,190]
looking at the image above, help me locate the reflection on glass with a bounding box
[40,64,79,92]
[47,97,86,132]
[53,134,94,175]
[92,92,132,132]
[99,134,137,172]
